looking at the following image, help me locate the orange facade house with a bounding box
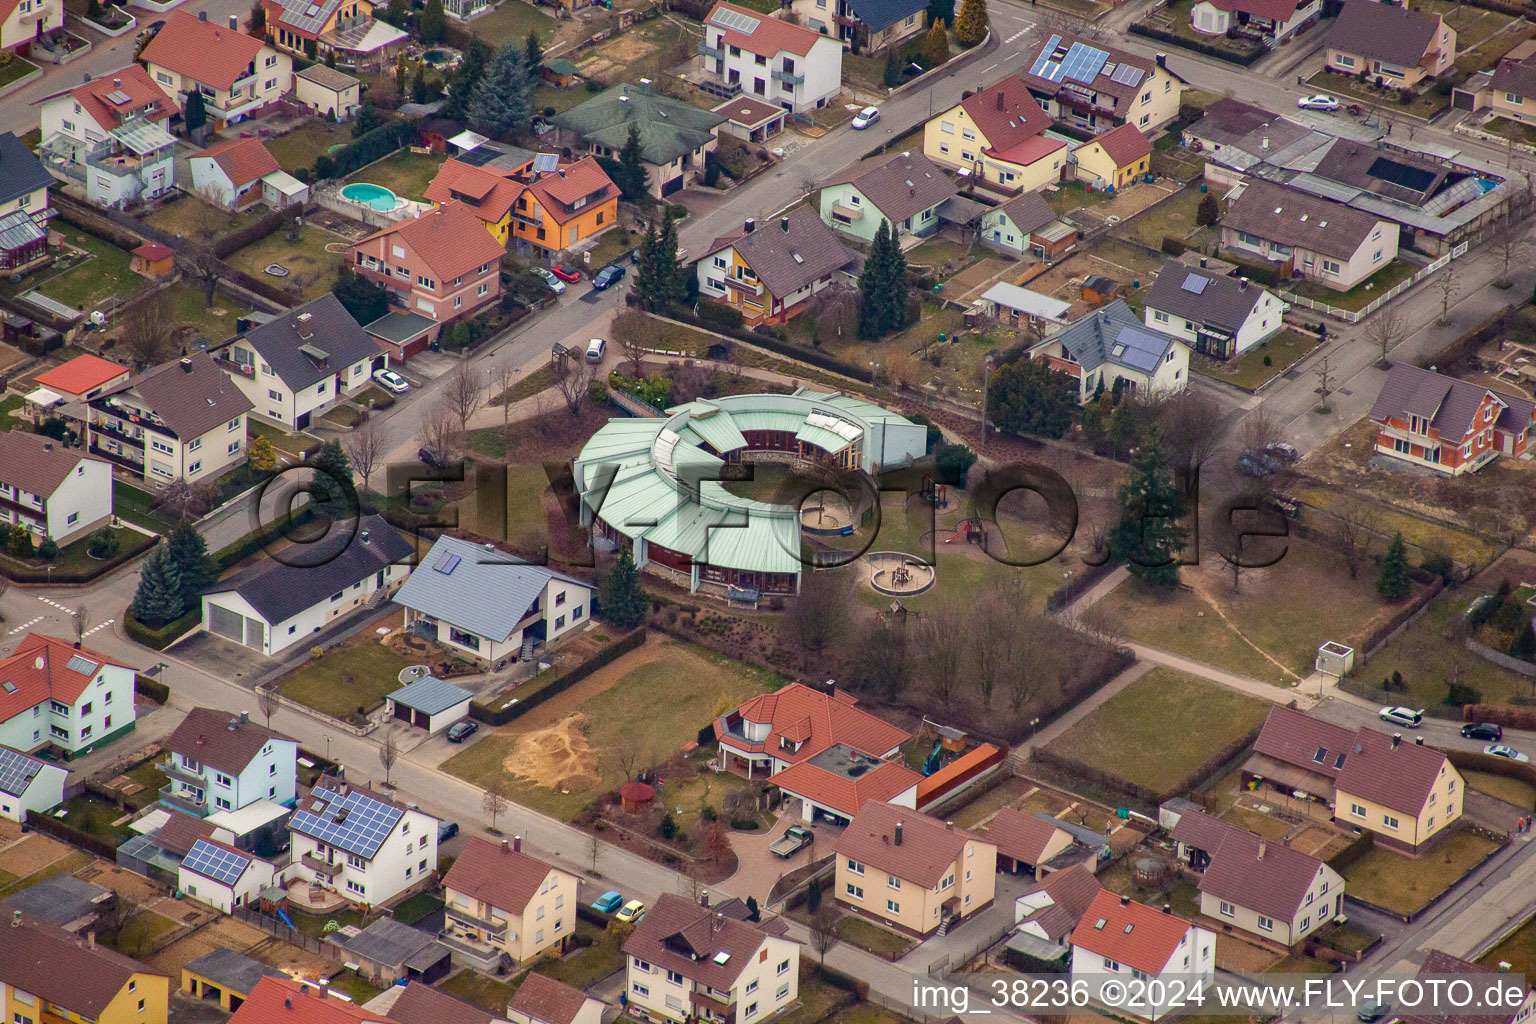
[1369,362,1536,476]
[510,157,617,261]
[351,201,505,335]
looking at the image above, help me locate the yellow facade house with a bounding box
[139,11,292,129]
[1073,122,1152,191]
[923,76,1064,192]
[835,800,997,937]
[0,916,170,1024]
[441,836,581,971]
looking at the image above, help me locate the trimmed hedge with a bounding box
[0,528,155,584]
[213,506,319,571]
[25,810,119,859]
[470,627,646,726]
[1221,257,1283,289]
[134,673,170,704]
[1127,21,1264,66]
[1463,703,1536,731]
[124,608,201,651]
[212,203,298,260]
[1326,831,1373,872]
[325,119,418,179]
[666,309,874,383]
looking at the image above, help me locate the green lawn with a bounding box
[1085,541,1400,685]
[534,84,590,116]
[1455,23,1535,78]
[468,0,555,47]
[0,394,25,430]
[288,906,365,938]
[266,123,349,173]
[1124,188,1205,249]
[1341,831,1500,915]
[0,525,155,580]
[835,916,915,959]
[1287,259,1419,313]
[442,641,781,819]
[36,228,147,312]
[1481,117,1536,146]
[225,225,344,301]
[246,418,321,460]
[440,969,521,1014]
[532,920,627,988]
[585,227,639,271]
[1045,668,1269,795]
[1046,180,1118,217]
[906,238,985,280]
[167,283,243,343]
[1192,329,1318,392]
[273,636,420,718]
[346,149,444,203]
[1479,916,1536,976]
[1356,593,1530,708]
[1464,771,1536,810]
[464,462,559,555]
[142,198,264,247]
[0,56,39,88]
[1137,2,1261,61]
[391,892,444,925]
[1305,70,1448,121]
[109,911,179,957]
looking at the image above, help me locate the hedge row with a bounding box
[125,608,201,651]
[1463,703,1536,731]
[0,528,156,584]
[25,809,118,859]
[470,627,646,726]
[134,673,170,704]
[1127,21,1264,66]
[212,506,319,571]
[665,309,874,383]
[212,203,299,260]
[1326,831,1373,872]
[326,119,418,180]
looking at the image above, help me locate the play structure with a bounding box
[866,551,936,596]
[920,475,948,509]
[944,515,988,550]
[801,494,857,536]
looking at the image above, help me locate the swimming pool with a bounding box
[341,182,402,212]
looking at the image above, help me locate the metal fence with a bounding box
[232,906,344,959]
[1281,242,1467,324]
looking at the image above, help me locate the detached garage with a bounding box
[387,676,474,733]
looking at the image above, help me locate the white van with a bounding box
[586,338,607,363]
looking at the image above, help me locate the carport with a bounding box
[385,675,474,734]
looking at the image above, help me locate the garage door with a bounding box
[661,174,684,197]
[208,603,244,642]
[245,617,265,650]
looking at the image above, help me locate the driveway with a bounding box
[723,814,832,906]
[1464,789,1529,834]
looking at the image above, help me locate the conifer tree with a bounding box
[600,549,649,628]
[1377,532,1410,600]
[133,546,186,626]
[954,0,988,46]
[467,44,534,139]
[1113,430,1185,589]
[922,21,949,66]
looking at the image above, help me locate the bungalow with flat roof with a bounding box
[977,282,1072,335]
[392,534,594,666]
[200,515,414,657]
[714,681,910,780]
[1326,0,1454,89]
[836,800,996,937]
[819,150,957,244]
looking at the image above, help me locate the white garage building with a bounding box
[386,676,474,734]
[200,515,414,656]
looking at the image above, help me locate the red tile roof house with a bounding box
[1325,0,1455,90]
[713,681,910,780]
[1188,0,1320,47]
[506,973,605,1024]
[1243,705,1464,855]
[1170,810,1343,950]
[229,976,394,1024]
[1069,891,1215,1021]
[1368,362,1536,476]
[0,634,139,757]
[187,138,281,211]
[351,201,505,339]
[35,65,178,209]
[1013,864,1102,947]
[139,10,293,129]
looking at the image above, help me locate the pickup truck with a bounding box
[769,825,814,858]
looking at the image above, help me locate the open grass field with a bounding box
[109,911,180,957]
[37,228,147,311]
[273,622,418,718]
[1341,830,1500,915]
[1464,771,1536,810]
[225,225,343,301]
[1361,593,1529,707]
[1045,668,1270,795]
[441,638,781,819]
[265,122,350,173]
[1085,540,1407,686]
[142,198,264,246]
[468,0,555,47]
[167,283,243,342]
[346,149,443,203]
[1287,258,1419,312]
[1192,329,1319,392]
[441,969,520,1014]
[1480,915,1536,976]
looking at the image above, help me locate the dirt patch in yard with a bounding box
[0,833,70,878]
[146,917,268,976]
[503,713,603,792]
[76,862,167,905]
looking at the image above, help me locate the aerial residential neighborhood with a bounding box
[6,0,1536,1019]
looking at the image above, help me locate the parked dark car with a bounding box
[438,820,460,842]
[1265,442,1300,464]
[446,720,479,743]
[418,446,445,468]
[1462,722,1504,741]
[1358,1003,1389,1023]
[1236,450,1280,477]
[592,264,627,290]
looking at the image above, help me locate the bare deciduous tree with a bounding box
[1314,355,1335,412]
[256,687,278,729]
[554,360,599,416]
[342,416,387,494]
[1364,304,1403,370]
[482,777,510,831]
[809,904,840,968]
[490,360,518,448]
[1238,409,1283,458]
[783,570,851,671]
[588,828,602,872]
[921,598,967,704]
[1336,493,1380,580]
[612,310,651,376]
[1157,389,1225,483]
[71,604,89,645]
[609,731,649,783]
[123,291,177,369]
[378,727,399,786]
[1437,263,1458,326]
[420,399,458,460]
[445,357,484,433]
[1495,213,1531,288]
[810,283,859,344]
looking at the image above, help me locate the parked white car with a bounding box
[534,266,567,294]
[1485,744,1530,763]
[586,338,607,363]
[1378,706,1424,728]
[851,106,880,130]
[1297,95,1340,112]
[372,368,410,394]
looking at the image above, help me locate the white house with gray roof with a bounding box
[287,783,438,907]
[392,535,595,667]
[200,515,414,657]
[1029,300,1189,402]
[1142,261,1284,360]
[214,294,386,430]
[818,151,957,244]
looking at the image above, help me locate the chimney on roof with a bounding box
[502,839,510,853]
[285,1000,292,1010]
[514,834,522,853]
[113,77,121,89]
[745,218,756,233]
[1262,137,1268,151]
[996,90,1004,111]
[781,216,789,233]
[318,982,328,999]
[241,711,249,724]
[1163,904,1171,914]
[1239,277,1249,291]
[10,910,20,927]
[1415,736,1424,745]
[361,529,370,544]
[713,912,724,932]
[83,71,91,83]
[1500,963,1514,973]
[87,930,95,949]
[701,891,710,908]
[1199,257,1207,268]
[180,357,194,373]
[825,679,836,698]
[199,9,207,19]
[894,821,903,846]
[229,13,239,28]
[1257,840,1266,860]
[946,821,954,829]
[1155,52,1166,69]
[228,717,238,731]
[43,442,52,452]
[1120,895,1130,907]
[1392,733,1401,748]
[197,734,205,745]
[296,312,313,339]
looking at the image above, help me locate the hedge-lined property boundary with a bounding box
[125,608,200,650]
[470,628,646,726]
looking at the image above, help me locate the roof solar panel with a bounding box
[1181,274,1209,295]
[66,655,98,676]
[183,839,249,886]
[434,553,460,575]
[106,90,132,106]
[1040,61,1064,83]
[1110,63,1144,87]
[532,152,559,174]
[1028,35,1063,77]
[0,747,42,797]
[1367,156,1436,195]
[1061,42,1109,85]
[291,788,404,859]
[711,7,760,32]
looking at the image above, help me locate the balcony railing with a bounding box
[159,783,207,815]
[730,275,764,296]
[773,69,804,85]
[158,759,207,786]
[91,418,145,447]
[446,905,509,934]
[89,443,146,473]
[301,853,345,878]
[699,40,723,59]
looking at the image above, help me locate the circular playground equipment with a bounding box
[867,552,936,597]
[801,495,856,536]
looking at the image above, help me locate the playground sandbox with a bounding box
[802,499,855,536]
[867,551,936,596]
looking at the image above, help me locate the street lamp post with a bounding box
[980,353,997,448]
